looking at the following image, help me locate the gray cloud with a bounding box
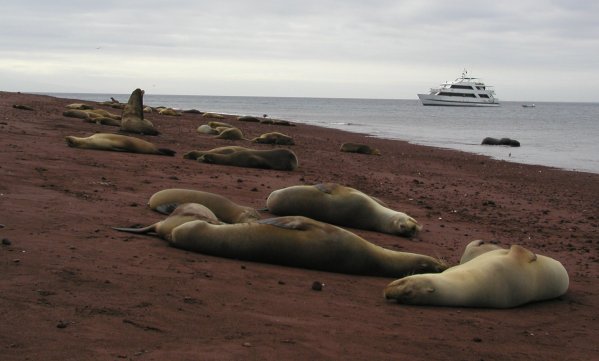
[1,1,597,100]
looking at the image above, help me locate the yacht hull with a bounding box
[418,94,499,107]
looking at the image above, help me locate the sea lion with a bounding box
[196,124,219,135]
[192,146,298,171]
[183,146,248,160]
[252,132,295,145]
[237,115,260,122]
[202,112,225,119]
[158,108,180,116]
[120,88,159,135]
[65,103,94,110]
[260,118,295,126]
[207,121,233,129]
[63,109,91,120]
[266,183,421,237]
[147,188,261,223]
[340,142,380,155]
[481,137,520,147]
[12,104,34,111]
[168,216,447,277]
[113,203,221,239]
[65,133,175,156]
[215,127,244,140]
[86,109,121,120]
[383,242,569,308]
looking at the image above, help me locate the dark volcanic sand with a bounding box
[1,91,597,360]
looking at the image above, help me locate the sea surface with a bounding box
[47,93,599,174]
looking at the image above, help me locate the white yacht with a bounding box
[418,70,499,107]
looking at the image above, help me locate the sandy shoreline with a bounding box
[1,91,597,360]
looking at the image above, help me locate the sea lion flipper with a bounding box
[509,244,537,263]
[257,217,312,231]
[314,183,337,194]
[112,225,155,234]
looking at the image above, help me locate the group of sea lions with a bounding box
[64,88,301,171]
[60,88,568,308]
[115,184,569,309]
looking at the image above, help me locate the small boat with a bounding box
[522,104,536,108]
[418,70,499,107]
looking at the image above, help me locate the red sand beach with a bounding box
[1,91,597,360]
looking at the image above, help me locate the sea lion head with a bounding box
[383,276,436,304]
[391,214,422,237]
[65,136,81,147]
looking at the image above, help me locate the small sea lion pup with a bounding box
[252,132,295,145]
[148,188,261,223]
[383,240,570,308]
[169,216,447,277]
[266,183,421,237]
[340,142,380,155]
[120,88,159,135]
[113,203,221,239]
[65,133,175,156]
[185,146,298,171]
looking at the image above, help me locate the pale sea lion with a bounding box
[202,112,225,119]
[252,132,295,145]
[194,147,298,171]
[196,124,219,135]
[65,103,94,110]
[266,183,421,237]
[459,239,502,264]
[120,88,159,135]
[113,203,221,239]
[169,216,447,277]
[147,188,261,223]
[384,242,569,308]
[158,108,180,116]
[207,121,233,129]
[340,142,380,155]
[65,133,175,156]
[63,109,91,120]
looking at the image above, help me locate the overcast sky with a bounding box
[1,1,597,101]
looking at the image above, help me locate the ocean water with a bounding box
[48,93,599,174]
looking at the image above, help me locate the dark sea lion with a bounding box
[384,242,569,308]
[120,88,159,135]
[340,142,380,155]
[147,188,261,223]
[65,133,175,156]
[12,104,34,111]
[266,183,421,237]
[197,147,298,171]
[237,115,260,122]
[169,216,447,277]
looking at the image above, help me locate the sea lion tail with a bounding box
[158,148,176,156]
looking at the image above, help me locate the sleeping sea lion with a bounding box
[266,183,421,237]
[168,216,447,277]
[384,242,569,308]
